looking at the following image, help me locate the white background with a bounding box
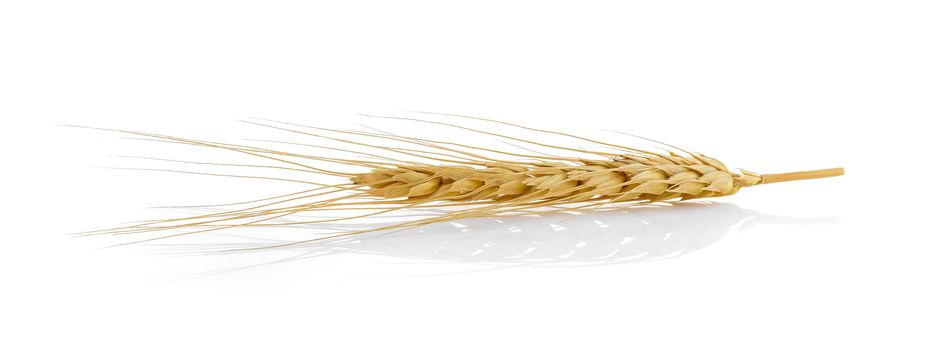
[2,1,933,349]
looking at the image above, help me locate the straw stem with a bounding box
[760,167,845,184]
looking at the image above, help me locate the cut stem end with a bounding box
[760,167,845,184]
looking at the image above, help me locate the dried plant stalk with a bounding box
[76,115,844,249]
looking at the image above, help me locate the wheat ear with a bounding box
[352,159,843,203]
[75,116,844,248]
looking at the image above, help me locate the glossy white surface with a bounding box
[2,1,933,349]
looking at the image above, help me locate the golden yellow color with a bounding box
[74,115,844,249]
[353,157,843,204]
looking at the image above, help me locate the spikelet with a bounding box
[74,114,844,249]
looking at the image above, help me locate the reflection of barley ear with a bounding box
[77,115,844,249]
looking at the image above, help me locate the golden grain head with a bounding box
[75,114,843,249]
